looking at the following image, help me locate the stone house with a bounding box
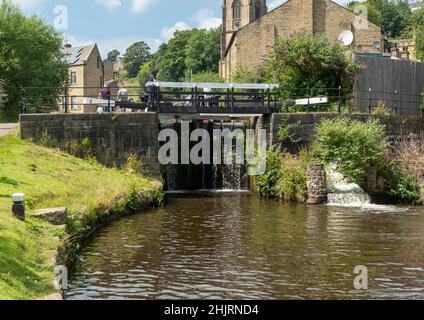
[63,43,104,112]
[104,58,124,82]
[220,0,383,82]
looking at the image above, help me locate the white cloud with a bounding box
[9,0,48,11]
[160,21,191,42]
[65,34,162,57]
[192,9,221,30]
[131,0,160,13]
[96,0,122,11]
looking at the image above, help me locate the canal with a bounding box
[67,193,424,300]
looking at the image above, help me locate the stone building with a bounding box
[220,0,383,82]
[63,43,104,112]
[104,57,124,82]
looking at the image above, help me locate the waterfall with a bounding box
[326,165,372,206]
[162,121,248,192]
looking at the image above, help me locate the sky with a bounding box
[9,0,350,58]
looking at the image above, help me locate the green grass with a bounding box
[0,131,161,299]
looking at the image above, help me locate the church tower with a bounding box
[221,0,268,56]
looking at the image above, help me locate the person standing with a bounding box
[147,71,159,109]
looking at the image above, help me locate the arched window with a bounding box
[232,0,241,20]
[255,1,261,19]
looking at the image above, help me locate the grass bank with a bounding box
[0,131,162,299]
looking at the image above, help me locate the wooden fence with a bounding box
[354,55,424,116]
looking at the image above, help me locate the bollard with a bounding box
[12,193,25,221]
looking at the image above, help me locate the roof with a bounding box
[63,44,96,66]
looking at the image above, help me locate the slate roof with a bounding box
[63,44,95,66]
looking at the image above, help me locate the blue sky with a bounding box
[10,0,349,57]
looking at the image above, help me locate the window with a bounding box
[97,56,100,68]
[70,71,77,85]
[232,0,241,20]
[71,96,78,110]
[100,76,103,88]
[255,1,261,19]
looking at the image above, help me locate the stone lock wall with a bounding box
[20,113,160,177]
[264,113,424,152]
[307,164,328,204]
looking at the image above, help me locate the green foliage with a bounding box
[0,175,19,186]
[263,33,362,100]
[0,133,162,297]
[123,41,152,78]
[383,160,421,203]
[312,118,388,186]
[186,71,223,83]
[0,0,67,116]
[312,117,420,203]
[256,149,308,202]
[148,28,221,82]
[185,28,221,75]
[233,66,262,83]
[0,79,6,111]
[107,49,120,62]
[372,100,392,116]
[347,1,383,26]
[278,118,301,143]
[125,152,144,176]
[348,0,412,37]
[256,149,282,198]
[138,61,151,87]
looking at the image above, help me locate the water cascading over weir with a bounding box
[326,165,372,206]
[159,119,250,192]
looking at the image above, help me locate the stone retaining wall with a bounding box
[261,113,424,151]
[20,113,160,177]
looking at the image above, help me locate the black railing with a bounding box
[19,84,424,117]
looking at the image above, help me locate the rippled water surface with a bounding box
[67,194,424,300]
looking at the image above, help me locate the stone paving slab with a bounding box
[0,123,18,136]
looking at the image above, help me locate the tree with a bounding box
[347,1,383,27]
[146,28,221,82]
[0,79,6,112]
[185,28,221,75]
[0,0,67,117]
[155,30,194,81]
[107,49,120,62]
[348,0,412,37]
[412,8,424,60]
[138,61,151,87]
[263,33,362,99]
[123,41,151,78]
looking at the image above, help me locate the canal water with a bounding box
[66,193,424,300]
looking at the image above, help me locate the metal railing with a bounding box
[19,83,424,116]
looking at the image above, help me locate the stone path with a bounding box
[0,123,18,136]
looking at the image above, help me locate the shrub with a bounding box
[278,152,308,202]
[256,149,282,198]
[256,149,308,202]
[312,117,420,203]
[186,71,223,83]
[391,135,424,187]
[263,33,362,101]
[125,152,144,177]
[372,100,392,116]
[312,118,387,186]
[382,160,421,204]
